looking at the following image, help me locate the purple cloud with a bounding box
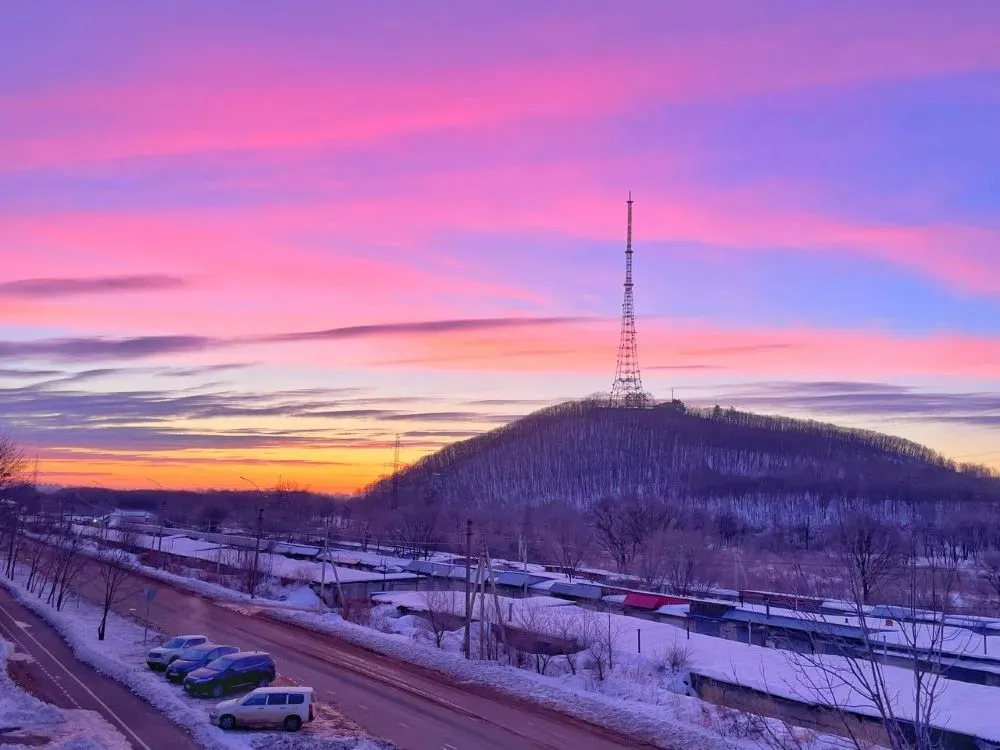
[0,274,186,297]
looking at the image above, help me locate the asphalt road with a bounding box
[73,565,657,750]
[0,586,199,750]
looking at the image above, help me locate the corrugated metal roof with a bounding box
[405,560,489,581]
[722,609,880,639]
[543,581,603,600]
[623,592,688,610]
[494,571,550,588]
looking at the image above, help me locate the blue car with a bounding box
[165,644,240,683]
[183,652,276,699]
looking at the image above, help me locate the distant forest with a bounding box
[363,398,1000,527]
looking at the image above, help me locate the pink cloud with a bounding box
[353,319,1000,379]
[3,5,999,170]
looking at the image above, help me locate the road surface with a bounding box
[0,586,199,750]
[73,564,658,750]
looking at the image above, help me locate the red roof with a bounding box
[623,592,688,610]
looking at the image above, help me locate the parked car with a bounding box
[183,652,276,698]
[210,687,315,732]
[146,635,208,671]
[165,644,240,683]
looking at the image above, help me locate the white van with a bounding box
[210,686,315,732]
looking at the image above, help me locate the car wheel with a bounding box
[219,715,237,731]
[283,715,302,732]
[211,685,223,699]
[257,675,271,687]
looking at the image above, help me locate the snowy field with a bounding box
[61,529,1000,746]
[73,527,417,587]
[0,638,132,749]
[0,571,393,750]
[371,590,1000,744]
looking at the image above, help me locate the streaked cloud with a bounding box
[704,380,1000,426]
[0,274,186,298]
[3,2,1000,488]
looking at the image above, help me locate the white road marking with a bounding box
[14,620,30,629]
[0,614,80,709]
[0,602,152,750]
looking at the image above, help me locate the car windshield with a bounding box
[163,637,186,649]
[204,656,235,672]
[179,646,210,660]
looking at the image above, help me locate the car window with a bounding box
[163,637,185,649]
[266,694,287,706]
[186,637,206,646]
[205,656,234,672]
[242,694,267,706]
[288,694,305,705]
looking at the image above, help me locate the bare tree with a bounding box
[224,544,276,597]
[978,551,1000,608]
[776,541,959,750]
[388,496,441,560]
[421,588,460,648]
[47,524,87,611]
[0,438,28,579]
[589,495,651,573]
[95,546,139,640]
[835,512,902,604]
[539,502,593,581]
[664,532,717,597]
[582,610,626,681]
[0,437,27,491]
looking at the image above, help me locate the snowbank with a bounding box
[0,637,64,733]
[268,608,730,750]
[0,638,130,749]
[105,558,862,749]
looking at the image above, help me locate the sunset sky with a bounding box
[3,2,1000,492]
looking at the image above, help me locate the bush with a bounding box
[340,598,371,625]
[653,643,693,674]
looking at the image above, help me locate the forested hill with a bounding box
[365,399,1000,515]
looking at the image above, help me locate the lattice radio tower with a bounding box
[609,192,645,408]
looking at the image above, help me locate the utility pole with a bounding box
[463,519,472,659]
[251,506,264,600]
[320,515,329,606]
[391,435,401,511]
[148,479,165,568]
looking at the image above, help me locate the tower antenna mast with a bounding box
[609,192,645,407]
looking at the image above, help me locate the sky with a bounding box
[2,1,1000,493]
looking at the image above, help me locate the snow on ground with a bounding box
[372,590,573,617]
[372,589,1000,745]
[324,548,412,571]
[105,555,877,749]
[275,585,323,609]
[0,638,130,749]
[273,605,872,750]
[74,527,416,586]
[0,573,393,750]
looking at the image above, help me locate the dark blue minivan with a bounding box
[165,644,240,683]
[183,652,276,698]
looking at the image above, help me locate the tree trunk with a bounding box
[98,607,109,641]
